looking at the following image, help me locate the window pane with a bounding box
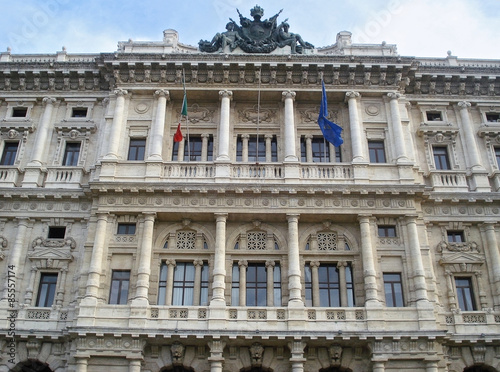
[128,139,146,161]
[185,136,203,161]
[1,142,19,166]
[383,273,404,307]
[200,264,209,306]
[455,277,476,311]
[172,263,195,306]
[63,143,81,166]
[433,146,450,170]
[247,264,267,306]
[312,138,330,162]
[273,264,282,306]
[36,273,58,307]
[368,141,386,163]
[109,271,130,305]
[231,264,240,306]
[318,265,340,307]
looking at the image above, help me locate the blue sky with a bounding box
[1,0,499,59]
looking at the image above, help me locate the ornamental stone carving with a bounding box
[31,236,77,250]
[249,342,264,366]
[171,342,185,365]
[239,105,277,123]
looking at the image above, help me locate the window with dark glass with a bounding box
[378,225,396,237]
[231,264,240,306]
[172,262,195,306]
[0,142,18,165]
[158,263,168,305]
[109,271,130,305]
[455,277,476,311]
[305,263,354,307]
[426,111,442,121]
[71,107,88,118]
[246,263,267,306]
[237,136,267,162]
[383,273,404,307]
[127,138,146,161]
[447,230,465,243]
[12,107,28,117]
[48,226,66,239]
[368,141,386,163]
[433,146,451,170]
[495,147,500,168]
[184,136,203,161]
[486,113,500,122]
[62,142,81,166]
[117,223,136,235]
[36,273,58,307]
[301,137,341,162]
[273,263,282,306]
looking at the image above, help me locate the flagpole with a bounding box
[182,69,190,162]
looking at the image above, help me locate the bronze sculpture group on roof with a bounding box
[199,5,314,54]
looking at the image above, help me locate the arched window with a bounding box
[464,365,499,372]
[10,360,53,372]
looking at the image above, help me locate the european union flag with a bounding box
[318,80,343,147]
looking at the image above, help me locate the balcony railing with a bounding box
[45,167,86,189]
[428,170,468,191]
[0,167,20,186]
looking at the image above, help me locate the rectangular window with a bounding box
[273,263,282,306]
[304,265,312,306]
[117,223,136,235]
[12,107,28,117]
[231,263,240,306]
[71,107,88,118]
[383,273,404,307]
[345,265,355,307]
[301,137,340,162]
[158,263,168,305]
[62,142,81,166]
[184,136,203,161]
[378,225,396,237]
[455,277,476,311]
[426,111,442,121]
[36,273,58,307]
[246,263,267,306]
[495,147,500,168]
[172,262,195,306]
[109,271,130,305]
[319,264,340,307]
[127,139,146,161]
[0,142,19,165]
[200,263,209,306]
[48,226,66,239]
[237,136,268,162]
[368,141,386,163]
[447,231,465,243]
[486,113,500,122]
[433,146,451,170]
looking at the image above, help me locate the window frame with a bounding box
[454,276,477,311]
[0,141,19,166]
[378,225,397,238]
[368,140,387,163]
[383,272,405,307]
[62,142,81,166]
[109,270,130,305]
[127,138,146,161]
[117,223,136,235]
[36,273,58,307]
[433,146,451,170]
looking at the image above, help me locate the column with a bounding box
[444,270,457,310]
[208,340,226,372]
[265,134,273,162]
[310,261,320,307]
[128,359,142,372]
[289,341,307,372]
[2,218,30,300]
[305,134,313,162]
[165,259,176,306]
[287,214,303,305]
[458,101,482,169]
[426,361,438,372]
[345,92,364,162]
[201,133,210,161]
[133,213,156,305]
[29,97,56,165]
[84,213,109,301]
[372,361,385,372]
[387,92,408,163]
[405,216,429,303]
[148,90,169,160]
[193,259,204,306]
[358,215,380,305]
[55,267,68,306]
[74,357,88,372]
[482,223,500,308]
[241,134,250,162]
[23,266,37,305]
[238,260,248,306]
[266,260,275,306]
[216,90,232,161]
[337,261,348,307]
[283,91,298,161]
[104,89,128,159]
[211,213,227,305]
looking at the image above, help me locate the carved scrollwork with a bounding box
[31,236,77,250]
[437,241,479,253]
[239,105,277,123]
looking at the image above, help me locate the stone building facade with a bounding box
[1,9,500,372]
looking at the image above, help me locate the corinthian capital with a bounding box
[113,89,128,97]
[154,89,170,99]
[219,90,233,100]
[387,92,401,100]
[458,101,471,110]
[282,90,296,101]
[42,97,57,106]
[345,91,360,100]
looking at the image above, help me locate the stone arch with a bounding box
[10,360,53,372]
[319,367,352,372]
[160,366,195,372]
[299,222,359,253]
[464,365,499,372]
[154,220,215,251]
[240,367,273,372]
[227,221,287,251]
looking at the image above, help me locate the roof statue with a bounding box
[199,5,314,54]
